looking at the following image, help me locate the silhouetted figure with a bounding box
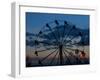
[79,51,89,64]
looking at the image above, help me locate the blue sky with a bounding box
[26,12,89,33]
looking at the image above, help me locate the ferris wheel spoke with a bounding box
[63,49,71,64]
[49,50,58,65]
[62,25,66,40]
[61,21,68,41]
[65,47,82,53]
[34,39,56,46]
[37,47,57,52]
[64,32,82,44]
[54,20,61,40]
[38,31,52,40]
[75,28,83,37]
[41,45,57,52]
[46,23,59,44]
[35,45,57,50]
[65,36,79,44]
[55,26,61,40]
[63,25,76,43]
[65,47,76,51]
[64,49,71,54]
[63,49,68,59]
[65,42,80,47]
[40,48,58,62]
[39,41,56,46]
[56,52,59,65]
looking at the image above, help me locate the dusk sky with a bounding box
[26,12,89,33]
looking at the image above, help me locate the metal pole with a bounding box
[59,45,63,65]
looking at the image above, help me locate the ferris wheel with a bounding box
[33,20,86,66]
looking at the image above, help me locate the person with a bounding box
[79,51,88,64]
[80,51,86,59]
